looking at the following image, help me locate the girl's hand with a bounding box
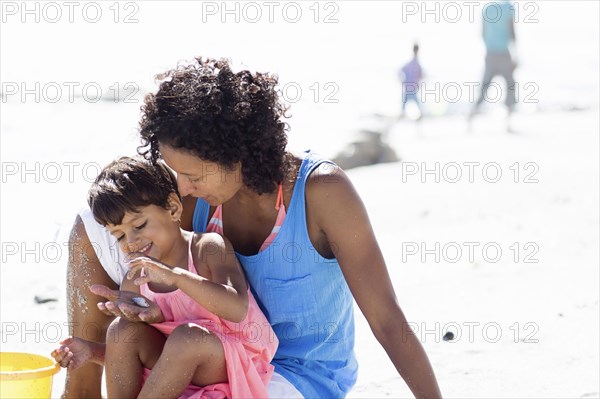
[90,285,165,323]
[126,254,179,287]
[51,337,92,370]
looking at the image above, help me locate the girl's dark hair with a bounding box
[88,156,180,226]
[138,57,291,195]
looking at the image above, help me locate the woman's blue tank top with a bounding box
[193,150,358,398]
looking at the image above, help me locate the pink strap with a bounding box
[206,205,224,235]
[275,183,284,211]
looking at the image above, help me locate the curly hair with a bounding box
[138,57,292,195]
[88,156,180,226]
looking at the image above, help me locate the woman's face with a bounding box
[159,143,244,205]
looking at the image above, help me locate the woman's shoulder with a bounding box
[304,160,364,226]
[287,150,340,184]
[298,157,368,259]
[286,150,357,209]
[305,161,350,198]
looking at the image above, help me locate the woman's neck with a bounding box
[227,153,299,211]
[233,184,275,207]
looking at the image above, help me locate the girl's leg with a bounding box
[105,318,166,398]
[138,323,228,399]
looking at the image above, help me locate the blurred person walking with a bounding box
[470,1,517,125]
[399,43,423,120]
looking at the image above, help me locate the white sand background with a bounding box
[1,109,598,398]
[348,110,600,398]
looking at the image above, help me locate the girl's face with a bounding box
[106,196,182,261]
[159,143,244,205]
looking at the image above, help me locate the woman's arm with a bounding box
[306,164,442,399]
[127,233,248,323]
[62,215,117,398]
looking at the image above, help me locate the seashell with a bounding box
[132,296,150,308]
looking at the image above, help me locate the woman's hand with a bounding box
[126,254,179,287]
[51,337,93,370]
[89,285,164,323]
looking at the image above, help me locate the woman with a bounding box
[63,57,441,398]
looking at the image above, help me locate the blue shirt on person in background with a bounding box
[483,1,515,53]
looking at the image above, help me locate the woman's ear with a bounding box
[167,193,184,223]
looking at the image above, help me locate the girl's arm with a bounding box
[90,273,164,324]
[52,337,106,369]
[128,233,248,323]
[306,164,442,399]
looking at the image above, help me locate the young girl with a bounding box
[52,156,278,398]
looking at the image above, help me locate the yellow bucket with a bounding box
[0,352,60,399]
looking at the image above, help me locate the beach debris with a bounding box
[333,130,399,170]
[34,295,58,304]
[442,331,455,341]
[132,296,150,308]
[332,114,400,170]
[580,392,600,398]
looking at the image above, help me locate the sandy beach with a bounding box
[1,109,598,398]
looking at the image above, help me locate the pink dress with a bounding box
[140,236,278,399]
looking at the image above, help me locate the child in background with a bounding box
[399,43,423,119]
[52,156,278,399]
